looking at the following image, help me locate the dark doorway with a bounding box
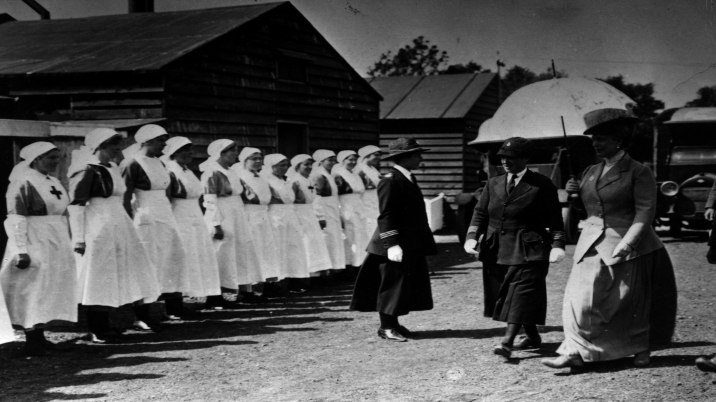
[0,138,16,253]
[277,122,308,156]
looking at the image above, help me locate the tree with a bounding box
[441,61,491,75]
[685,86,716,107]
[597,75,665,164]
[367,36,448,77]
[501,65,567,98]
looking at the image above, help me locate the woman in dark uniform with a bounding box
[464,137,565,359]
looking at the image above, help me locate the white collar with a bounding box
[393,164,412,180]
[604,150,626,167]
[508,168,527,179]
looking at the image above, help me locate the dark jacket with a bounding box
[468,170,564,265]
[366,168,437,257]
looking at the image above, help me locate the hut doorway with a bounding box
[277,122,308,156]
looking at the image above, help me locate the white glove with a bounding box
[464,234,483,255]
[549,248,565,263]
[611,241,633,259]
[387,245,403,262]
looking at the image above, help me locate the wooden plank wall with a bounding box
[462,77,500,193]
[163,6,380,162]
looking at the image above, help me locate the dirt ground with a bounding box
[1,229,716,402]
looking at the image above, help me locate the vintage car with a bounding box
[656,146,716,236]
[654,107,716,236]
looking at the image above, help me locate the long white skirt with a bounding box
[76,196,161,307]
[362,189,379,241]
[339,193,369,266]
[0,215,77,329]
[0,285,13,343]
[171,198,221,297]
[294,204,333,273]
[268,204,310,279]
[134,190,190,295]
[207,196,263,288]
[245,204,282,280]
[317,196,345,270]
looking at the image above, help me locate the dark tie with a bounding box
[507,175,516,195]
[411,174,418,185]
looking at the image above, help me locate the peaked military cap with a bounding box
[496,137,535,158]
[381,137,430,160]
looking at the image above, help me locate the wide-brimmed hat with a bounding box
[496,137,535,158]
[583,104,639,135]
[381,138,430,160]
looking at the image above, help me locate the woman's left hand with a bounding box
[611,241,633,259]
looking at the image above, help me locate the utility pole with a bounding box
[496,52,506,104]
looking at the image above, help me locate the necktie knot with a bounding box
[507,174,517,194]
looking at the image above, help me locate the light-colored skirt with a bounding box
[0,215,77,329]
[339,193,369,266]
[206,196,263,288]
[0,284,13,343]
[243,204,281,281]
[76,196,161,307]
[268,204,310,278]
[171,198,221,297]
[362,189,379,241]
[294,203,333,273]
[316,196,345,270]
[557,248,653,362]
[134,190,190,295]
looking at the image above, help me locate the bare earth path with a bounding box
[1,230,716,401]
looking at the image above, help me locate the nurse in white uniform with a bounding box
[288,154,333,276]
[309,150,346,272]
[68,129,161,343]
[356,145,383,241]
[121,125,189,330]
[162,137,221,316]
[200,140,262,308]
[333,150,369,268]
[1,142,77,355]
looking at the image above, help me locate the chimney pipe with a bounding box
[128,0,154,13]
[21,0,50,20]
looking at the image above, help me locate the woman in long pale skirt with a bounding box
[232,148,282,285]
[121,124,190,330]
[200,140,262,309]
[263,154,310,282]
[543,109,676,369]
[0,286,13,345]
[356,145,383,240]
[68,128,161,343]
[333,150,369,267]
[161,137,221,315]
[288,154,333,276]
[310,150,346,272]
[1,142,77,355]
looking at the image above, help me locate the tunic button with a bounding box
[598,213,603,217]
[503,202,508,206]
[501,216,506,221]
[598,202,602,206]
[501,231,506,235]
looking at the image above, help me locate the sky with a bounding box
[1,0,715,109]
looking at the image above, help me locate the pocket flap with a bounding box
[521,231,542,243]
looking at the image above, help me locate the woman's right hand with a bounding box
[74,242,86,256]
[213,225,224,240]
[706,208,714,221]
[16,253,30,269]
[565,178,580,194]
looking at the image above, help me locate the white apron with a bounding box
[132,156,190,295]
[169,165,221,297]
[312,168,346,270]
[334,167,369,266]
[266,176,310,279]
[202,166,263,287]
[75,165,161,307]
[290,175,333,273]
[1,173,77,329]
[362,189,379,240]
[237,169,282,280]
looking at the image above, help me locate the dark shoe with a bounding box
[634,351,650,367]
[378,328,407,342]
[493,344,512,358]
[696,356,716,372]
[542,355,585,369]
[238,292,265,304]
[513,335,542,350]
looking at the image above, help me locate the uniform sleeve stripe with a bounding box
[379,230,398,239]
[467,226,478,234]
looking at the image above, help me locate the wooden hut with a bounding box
[367,73,499,209]
[0,2,381,173]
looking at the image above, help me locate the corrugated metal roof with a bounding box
[368,73,496,119]
[0,2,286,75]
